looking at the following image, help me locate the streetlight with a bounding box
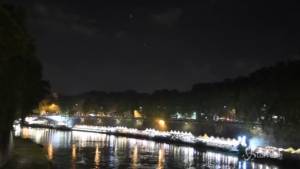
[156,119,167,131]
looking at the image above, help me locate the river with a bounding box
[14,127,283,169]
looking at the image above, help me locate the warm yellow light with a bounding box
[133,110,142,118]
[38,101,60,115]
[72,144,76,161]
[203,133,209,139]
[158,146,165,169]
[48,103,60,112]
[156,119,167,131]
[48,144,53,160]
[94,144,100,167]
[22,128,29,139]
[158,119,165,126]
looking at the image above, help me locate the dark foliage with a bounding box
[59,60,300,124]
[0,3,49,134]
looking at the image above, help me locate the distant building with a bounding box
[171,112,197,120]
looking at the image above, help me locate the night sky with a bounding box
[11,0,300,94]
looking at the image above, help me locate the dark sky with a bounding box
[11,0,300,94]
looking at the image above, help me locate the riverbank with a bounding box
[72,125,300,164]
[16,123,300,166]
[2,138,51,169]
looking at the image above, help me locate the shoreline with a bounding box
[20,124,300,167]
[2,137,51,169]
[71,127,239,155]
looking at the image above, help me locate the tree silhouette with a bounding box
[0,3,49,157]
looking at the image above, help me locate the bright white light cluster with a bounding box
[73,125,245,152]
[24,115,73,128]
[143,128,170,138]
[25,117,38,124]
[198,135,240,151]
[18,121,300,161]
[169,130,196,143]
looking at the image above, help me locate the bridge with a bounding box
[25,115,80,128]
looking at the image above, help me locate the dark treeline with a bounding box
[59,60,300,124]
[0,2,49,153]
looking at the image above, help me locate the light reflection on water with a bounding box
[95,144,101,169]
[48,143,53,160]
[15,128,281,169]
[158,145,165,169]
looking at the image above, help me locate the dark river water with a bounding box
[15,127,283,169]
